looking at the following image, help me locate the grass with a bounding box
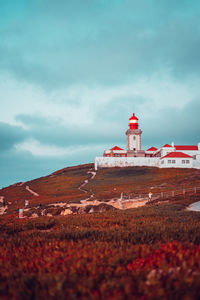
[0,164,93,213]
[87,167,200,199]
[0,193,200,299]
[0,165,200,299]
[1,165,200,212]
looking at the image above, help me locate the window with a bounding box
[182,160,185,164]
[161,160,164,164]
[186,160,190,164]
[133,136,136,140]
[172,160,176,164]
[168,160,171,163]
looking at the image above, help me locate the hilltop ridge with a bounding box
[0,163,200,217]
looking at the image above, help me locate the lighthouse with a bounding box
[95,112,200,170]
[126,113,144,156]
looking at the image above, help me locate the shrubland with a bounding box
[0,166,200,299]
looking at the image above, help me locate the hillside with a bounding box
[1,165,200,299]
[0,164,200,217]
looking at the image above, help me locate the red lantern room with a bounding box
[129,113,139,130]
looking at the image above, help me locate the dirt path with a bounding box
[78,179,89,193]
[46,197,148,211]
[75,169,148,210]
[5,168,148,219]
[87,170,96,180]
[0,205,8,215]
[0,196,7,215]
[78,169,96,195]
[26,186,39,196]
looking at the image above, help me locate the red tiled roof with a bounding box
[162,144,172,148]
[110,146,124,151]
[160,152,193,159]
[146,147,158,151]
[175,145,198,151]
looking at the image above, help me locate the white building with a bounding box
[94,113,200,170]
[160,152,194,168]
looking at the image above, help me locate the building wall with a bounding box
[160,147,175,157]
[104,150,127,157]
[160,157,193,168]
[126,129,142,151]
[193,155,200,169]
[104,153,127,157]
[94,157,159,170]
[127,135,139,151]
[94,156,200,170]
[152,148,200,159]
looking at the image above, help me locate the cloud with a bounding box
[142,99,200,148]
[0,1,200,187]
[1,0,200,88]
[0,141,102,188]
[15,113,123,147]
[0,122,27,151]
[2,73,198,155]
[0,148,62,188]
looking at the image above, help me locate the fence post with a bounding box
[119,193,123,209]
[122,186,200,201]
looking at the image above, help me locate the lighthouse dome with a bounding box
[129,113,138,121]
[129,113,139,129]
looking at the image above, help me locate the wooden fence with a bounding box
[121,186,200,202]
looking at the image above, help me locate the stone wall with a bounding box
[94,156,200,170]
[94,157,159,170]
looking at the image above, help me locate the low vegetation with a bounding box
[0,192,200,299]
[1,164,200,214]
[0,166,200,299]
[0,164,93,213]
[87,167,200,199]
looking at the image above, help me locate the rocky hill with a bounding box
[0,164,200,217]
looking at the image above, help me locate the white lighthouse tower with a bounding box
[126,113,145,157]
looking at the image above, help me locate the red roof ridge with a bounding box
[160,152,193,159]
[175,145,198,150]
[162,144,172,148]
[146,147,158,151]
[110,146,124,151]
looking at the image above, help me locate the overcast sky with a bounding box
[0,0,200,187]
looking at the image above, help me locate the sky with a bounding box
[0,0,200,187]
